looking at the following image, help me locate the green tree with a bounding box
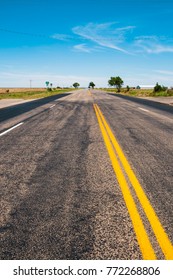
[126,85,130,92]
[108,76,124,91]
[73,82,80,88]
[45,81,49,88]
[89,82,95,89]
[154,82,167,92]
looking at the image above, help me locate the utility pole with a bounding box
[30,80,32,88]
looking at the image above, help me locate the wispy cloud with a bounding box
[51,24,173,55]
[73,44,91,53]
[50,33,72,41]
[134,36,173,54]
[72,22,135,54]
[73,43,104,53]
[154,70,173,75]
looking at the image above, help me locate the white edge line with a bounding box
[0,122,24,137]
[138,107,149,112]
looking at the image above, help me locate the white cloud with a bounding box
[50,34,72,41]
[51,23,173,55]
[72,22,135,54]
[134,36,173,54]
[73,44,91,53]
[73,44,104,53]
[146,45,173,54]
[154,70,173,75]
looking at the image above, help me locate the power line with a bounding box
[0,28,50,38]
[0,27,129,42]
[0,28,74,42]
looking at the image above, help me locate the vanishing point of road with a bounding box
[0,89,173,260]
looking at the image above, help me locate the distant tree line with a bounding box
[44,78,170,94]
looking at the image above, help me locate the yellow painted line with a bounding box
[93,104,156,260]
[88,90,92,96]
[95,103,173,260]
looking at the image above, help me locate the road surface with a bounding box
[0,89,173,259]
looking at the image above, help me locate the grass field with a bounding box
[100,88,173,97]
[1,87,173,100]
[0,88,75,100]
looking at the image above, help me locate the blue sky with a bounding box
[0,0,173,88]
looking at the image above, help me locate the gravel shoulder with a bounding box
[0,99,36,109]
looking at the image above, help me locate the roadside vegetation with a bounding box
[101,77,173,97]
[1,77,173,100]
[88,81,95,89]
[108,76,123,92]
[102,87,173,97]
[0,88,76,100]
[73,82,80,88]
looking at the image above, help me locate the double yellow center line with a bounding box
[93,103,173,260]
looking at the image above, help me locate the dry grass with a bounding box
[100,88,173,97]
[0,88,46,94]
[0,88,74,99]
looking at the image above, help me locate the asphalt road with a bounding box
[0,89,173,260]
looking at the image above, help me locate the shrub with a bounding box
[126,85,130,92]
[167,89,173,96]
[162,86,168,91]
[154,83,167,92]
